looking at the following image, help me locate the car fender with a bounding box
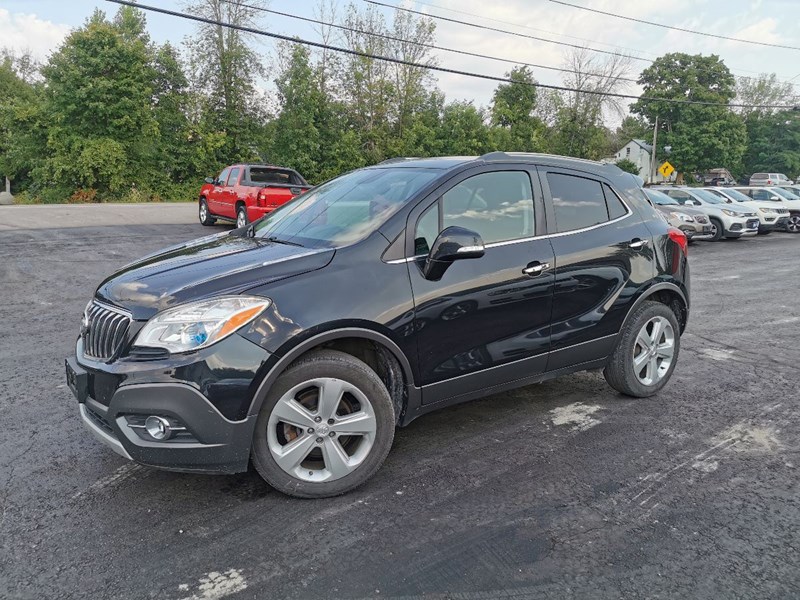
[246,326,416,418]
[618,281,689,336]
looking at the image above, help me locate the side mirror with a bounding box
[422,226,485,281]
[204,177,216,185]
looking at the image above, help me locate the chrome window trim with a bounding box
[389,192,634,262]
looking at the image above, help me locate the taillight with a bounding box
[257,190,267,207]
[668,227,688,256]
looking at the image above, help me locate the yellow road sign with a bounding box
[658,161,675,178]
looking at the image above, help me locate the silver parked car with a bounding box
[749,173,793,186]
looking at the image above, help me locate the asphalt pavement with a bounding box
[1,205,799,600]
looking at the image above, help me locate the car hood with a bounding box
[96,231,334,320]
[656,205,705,217]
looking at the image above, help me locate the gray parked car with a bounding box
[643,188,714,242]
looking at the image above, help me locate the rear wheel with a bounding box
[236,205,248,229]
[199,198,216,226]
[708,218,723,241]
[604,301,680,398]
[251,350,395,498]
[787,214,800,233]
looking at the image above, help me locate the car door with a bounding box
[406,166,556,404]
[539,168,655,370]
[218,166,241,219]
[208,167,230,214]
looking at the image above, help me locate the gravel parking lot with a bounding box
[1,204,799,599]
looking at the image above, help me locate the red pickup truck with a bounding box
[198,164,311,228]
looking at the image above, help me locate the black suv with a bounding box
[66,153,690,498]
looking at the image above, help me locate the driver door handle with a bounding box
[629,238,649,249]
[522,262,550,276]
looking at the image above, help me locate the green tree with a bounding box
[39,8,157,199]
[438,101,489,155]
[490,67,546,151]
[632,53,745,176]
[184,0,268,163]
[614,158,640,175]
[741,110,800,179]
[0,53,41,192]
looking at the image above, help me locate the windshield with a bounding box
[691,189,725,204]
[644,189,679,206]
[715,188,751,203]
[770,187,800,201]
[251,168,439,248]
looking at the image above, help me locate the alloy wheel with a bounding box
[632,316,675,386]
[266,377,377,483]
[787,215,800,233]
[199,202,208,222]
[236,209,247,229]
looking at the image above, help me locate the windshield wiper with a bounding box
[265,235,304,247]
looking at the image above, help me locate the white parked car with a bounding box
[652,186,759,241]
[732,187,800,233]
[704,187,790,235]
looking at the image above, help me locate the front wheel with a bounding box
[199,199,216,226]
[251,350,395,498]
[708,218,723,241]
[787,214,800,233]
[604,301,680,398]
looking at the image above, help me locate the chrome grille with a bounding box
[82,301,131,361]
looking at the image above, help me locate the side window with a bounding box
[664,190,688,203]
[227,167,241,187]
[217,168,230,186]
[441,171,534,244]
[414,202,439,256]
[604,184,628,220]
[752,189,770,201]
[548,173,614,233]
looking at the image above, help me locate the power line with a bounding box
[363,0,652,64]
[368,0,800,87]
[549,0,800,52]
[220,0,640,84]
[103,0,795,110]
[411,0,663,59]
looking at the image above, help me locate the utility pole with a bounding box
[649,115,658,184]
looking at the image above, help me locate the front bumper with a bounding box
[758,216,788,232]
[66,333,272,474]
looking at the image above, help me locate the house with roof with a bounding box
[610,139,675,183]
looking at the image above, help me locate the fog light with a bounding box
[145,416,172,440]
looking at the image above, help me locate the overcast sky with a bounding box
[2,0,798,114]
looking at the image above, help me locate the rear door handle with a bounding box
[629,238,649,249]
[522,262,550,276]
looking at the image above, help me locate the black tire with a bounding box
[604,301,681,398]
[199,198,216,226]
[251,350,395,499]
[709,218,723,241]
[236,205,248,229]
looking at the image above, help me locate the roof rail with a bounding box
[479,151,510,161]
[378,157,419,165]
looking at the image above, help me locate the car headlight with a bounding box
[670,212,694,223]
[758,208,776,215]
[134,296,271,353]
[721,209,739,216]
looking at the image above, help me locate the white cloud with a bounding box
[0,9,70,63]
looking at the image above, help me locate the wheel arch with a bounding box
[247,328,416,424]
[621,282,689,335]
